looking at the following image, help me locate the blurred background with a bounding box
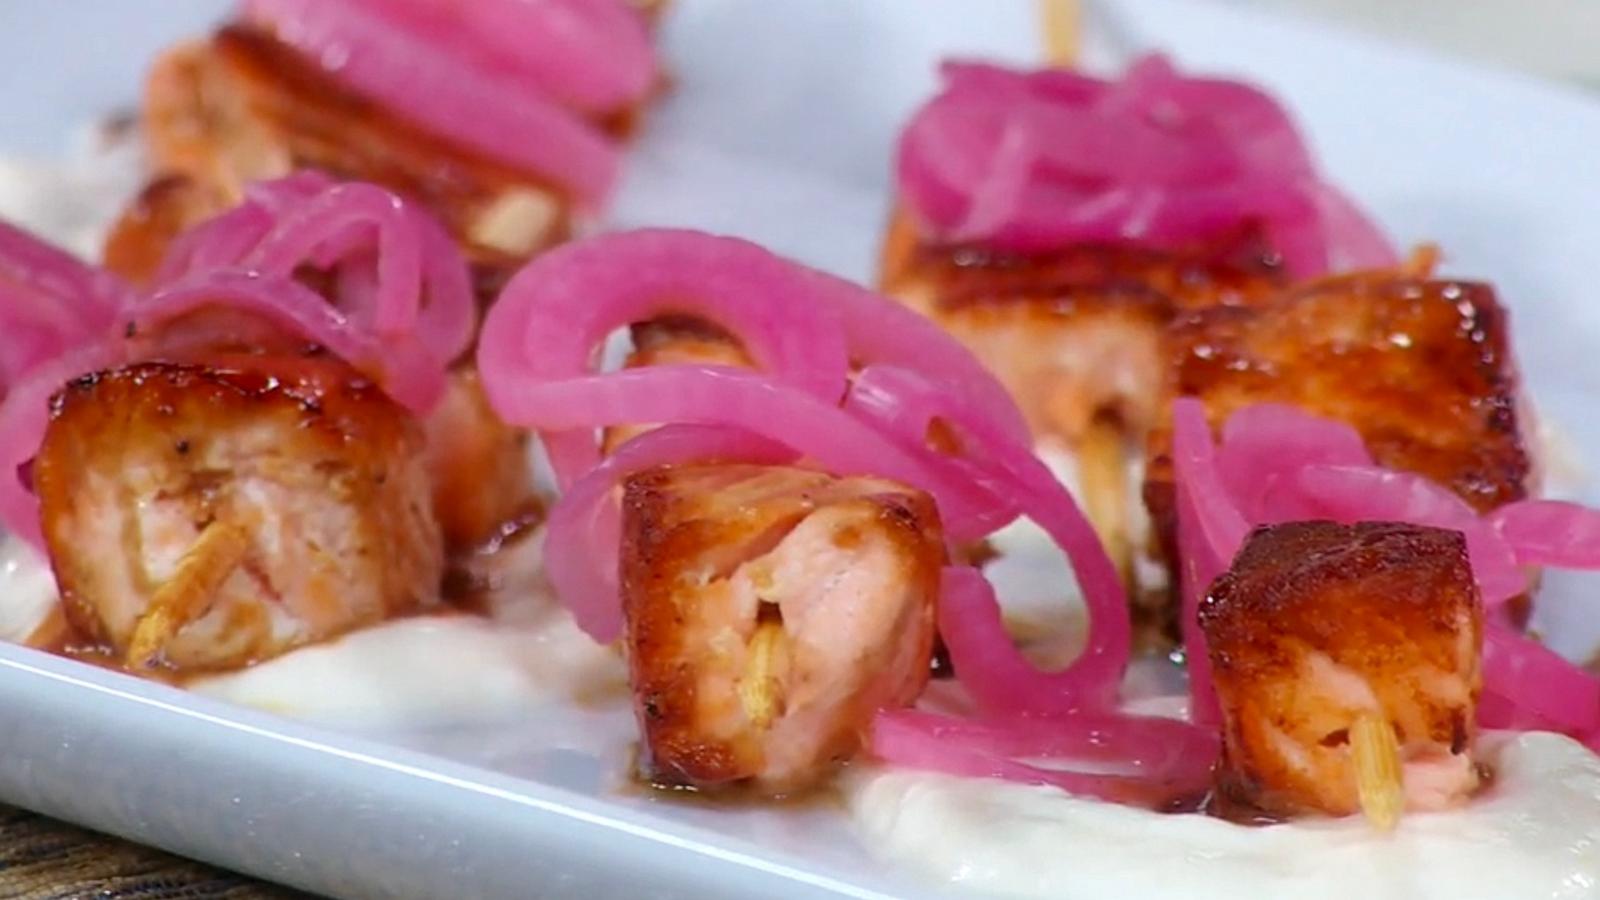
[1233,0,1600,90]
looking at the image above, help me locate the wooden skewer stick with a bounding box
[125,520,250,669]
[1039,0,1083,67]
[1038,0,1138,589]
[1075,415,1135,586]
[1351,711,1405,832]
[738,617,790,730]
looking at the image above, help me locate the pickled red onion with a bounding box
[1170,398,1245,724]
[130,270,446,413]
[0,344,127,549]
[478,228,1026,487]
[545,425,799,642]
[896,55,1397,277]
[869,707,1216,805]
[1480,626,1600,736]
[156,172,333,284]
[485,364,1002,534]
[160,174,476,368]
[0,220,130,391]
[846,365,1127,704]
[242,0,621,204]
[1292,465,1527,604]
[1488,500,1600,568]
[371,0,655,114]
[242,181,475,364]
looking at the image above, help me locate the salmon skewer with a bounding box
[1200,520,1483,827]
[33,353,443,672]
[879,207,1284,638]
[1144,275,1533,580]
[621,463,944,793]
[106,24,601,293]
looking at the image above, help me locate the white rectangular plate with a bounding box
[2,1,1600,897]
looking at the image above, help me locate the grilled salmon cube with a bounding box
[33,356,443,672]
[1200,521,1483,820]
[102,174,229,287]
[621,463,943,794]
[878,207,1284,442]
[122,25,585,293]
[423,367,539,552]
[1144,277,1532,569]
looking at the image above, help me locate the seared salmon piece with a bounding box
[1201,521,1483,823]
[878,208,1284,443]
[423,367,539,553]
[122,25,583,293]
[102,174,228,287]
[621,464,943,794]
[1144,277,1532,565]
[33,356,443,672]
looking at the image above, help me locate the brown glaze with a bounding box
[621,464,943,794]
[878,207,1285,443]
[1144,277,1532,583]
[1201,521,1483,819]
[34,356,442,672]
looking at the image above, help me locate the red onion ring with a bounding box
[487,364,1001,532]
[1170,398,1246,725]
[479,228,1027,488]
[869,707,1216,805]
[897,54,1397,277]
[156,172,333,284]
[846,365,1128,704]
[129,270,445,413]
[1488,500,1600,569]
[1480,625,1600,736]
[545,425,799,642]
[477,229,852,486]
[242,0,621,205]
[372,0,655,115]
[0,220,130,391]
[241,181,475,364]
[159,174,476,371]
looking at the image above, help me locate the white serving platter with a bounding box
[2,1,1600,897]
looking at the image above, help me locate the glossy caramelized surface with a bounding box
[621,463,942,794]
[34,356,442,672]
[1201,521,1483,819]
[878,207,1285,442]
[1145,276,1531,566]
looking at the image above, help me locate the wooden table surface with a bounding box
[0,803,310,900]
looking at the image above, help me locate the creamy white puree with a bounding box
[0,536,60,645]
[190,604,625,727]
[850,731,1600,900]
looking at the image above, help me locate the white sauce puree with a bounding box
[190,604,625,727]
[0,536,60,645]
[849,731,1600,900]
